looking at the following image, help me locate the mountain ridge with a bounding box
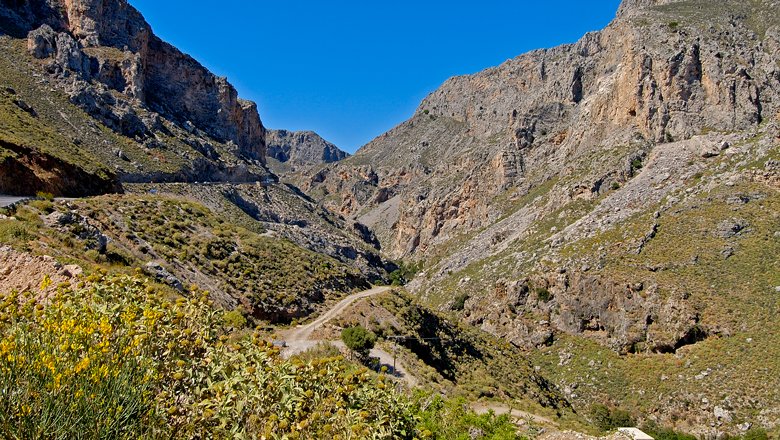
[294,0,780,435]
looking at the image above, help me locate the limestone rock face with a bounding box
[6,0,267,167]
[297,1,780,362]
[301,0,780,260]
[266,129,349,170]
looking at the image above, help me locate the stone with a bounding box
[266,129,349,171]
[114,149,129,161]
[716,219,749,238]
[701,145,721,158]
[13,98,36,117]
[713,406,733,423]
[27,24,56,59]
[54,32,91,76]
[143,261,184,292]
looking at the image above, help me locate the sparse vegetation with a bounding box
[389,260,424,286]
[451,292,469,311]
[75,195,366,321]
[535,287,552,303]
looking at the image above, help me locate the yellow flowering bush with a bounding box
[0,274,418,439]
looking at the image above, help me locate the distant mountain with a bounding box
[266,129,348,174]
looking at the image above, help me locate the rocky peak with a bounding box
[266,129,349,170]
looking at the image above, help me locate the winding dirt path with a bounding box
[471,402,556,426]
[282,286,391,342]
[278,286,418,387]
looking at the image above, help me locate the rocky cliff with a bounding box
[298,0,780,434]
[266,129,348,174]
[304,0,778,259]
[0,0,270,192]
[0,0,392,296]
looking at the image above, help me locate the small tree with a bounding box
[341,326,377,361]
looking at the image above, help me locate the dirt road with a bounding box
[282,286,391,342]
[471,402,556,426]
[278,286,418,386]
[0,195,29,208]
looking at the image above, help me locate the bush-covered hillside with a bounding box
[0,194,369,323]
[0,274,525,439]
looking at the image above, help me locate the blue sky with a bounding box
[128,1,622,153]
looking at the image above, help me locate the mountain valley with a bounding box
[0,0,778,438]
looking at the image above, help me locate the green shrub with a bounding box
[415,394,524,439]
[35,191,54,201]
[389,261,423,286]
[452,293,469,311]
[610,409,634,429]
[222,308,248,330]
[28,199,54,213]
[743,428,769,440]
[642,421,697,440]
[590,403,613,431]
[341,326,377,359]
[536,287,552,302]
[0,220,34,243]
[590,403,635,431]
[292,342,343,363]
[13,206,42,224]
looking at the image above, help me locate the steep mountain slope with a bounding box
[0,0,271,191]
[266,129,349,175]
[304,0,778,260]
[0,0,390,282]
[298,0,780,435]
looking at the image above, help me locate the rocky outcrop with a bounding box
[0,139,121,197]
[266,129,349,170]
[463,272,704,355]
